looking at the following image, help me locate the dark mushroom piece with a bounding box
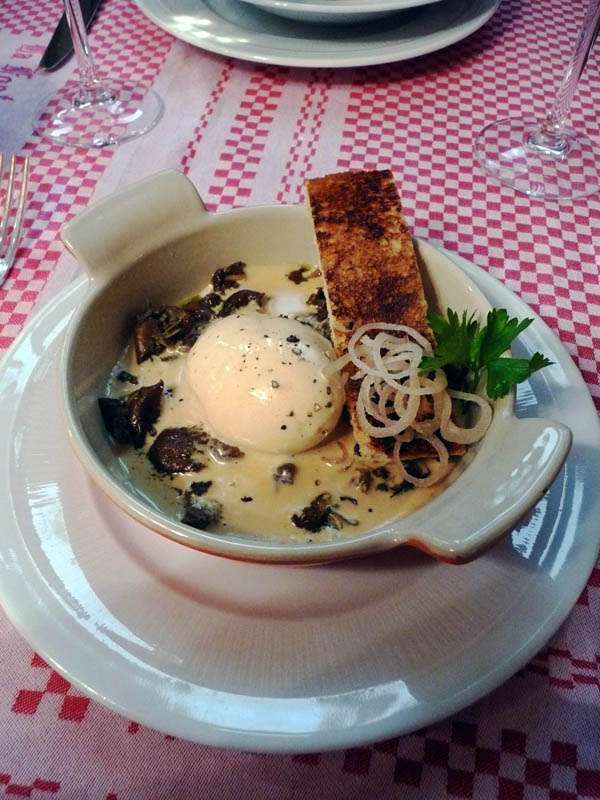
[157,306,196,343]
[291,493,333,533]
[181,298,221,348]
[211,261,246,293]
[286,265,309,284]
[98,381,163,449]
[133,306,198,364]
[184,292,222,323]
[200,292,223,309]
[209,439,244,461]
[98,398,134,446]
[274,463,297,486]
[182,496,222,530]
[116,370,138,385]
[391,483,414,496]
[372,466,390,479]
[355,469,373,494]
[219,290,266,318]
[307,287,328,322]
[189,480,213,496]
[405,460,430,479]
[134,316,164,363]
[148,427,208,474]
[127,382,164,448]
[291,493,359,533]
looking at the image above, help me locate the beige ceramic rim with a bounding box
[60,172,572,565]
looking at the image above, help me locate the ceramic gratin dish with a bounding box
[61,171,571,565]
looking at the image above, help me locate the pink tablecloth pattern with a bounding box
[0,0,599,797]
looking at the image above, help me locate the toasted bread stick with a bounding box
[306,169,463,463]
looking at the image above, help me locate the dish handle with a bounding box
[401,417,573,562]
[61,171,208,288]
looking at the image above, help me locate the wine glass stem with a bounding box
[530,0,600,153]
[63,0,102,101]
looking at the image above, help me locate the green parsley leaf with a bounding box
[486,352,553,399]
[420,309,479,373]
[476,309,534,364]
[419,307,552,399]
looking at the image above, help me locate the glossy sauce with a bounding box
[107,264,451,543]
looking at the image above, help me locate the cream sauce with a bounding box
[107,263,452,543]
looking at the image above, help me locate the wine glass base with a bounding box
[475,116,600,200]
[35,80,163,149]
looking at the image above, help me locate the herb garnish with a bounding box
[419,308,552,400]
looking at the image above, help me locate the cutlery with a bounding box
[39,0,104,71]
[0,155,29,288]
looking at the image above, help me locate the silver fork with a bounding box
[0,154,29,288]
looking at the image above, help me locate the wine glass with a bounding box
[475,0,600,200]
[35,0,163,148]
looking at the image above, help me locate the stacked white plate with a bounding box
[238,0,444,25]
[134,0,500,68]
[2,245,599,751]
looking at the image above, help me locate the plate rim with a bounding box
[133,0,500,68]
[239,0,444,16]
[0,243,598,753]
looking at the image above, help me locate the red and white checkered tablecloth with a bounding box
[0,0,599,797]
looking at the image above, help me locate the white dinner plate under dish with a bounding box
[0,245,598,753]
[134,0,499,68]
[237,0,443,26]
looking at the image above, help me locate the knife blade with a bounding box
[39,0,104,72]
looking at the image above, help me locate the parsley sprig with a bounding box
[419,308,552,399]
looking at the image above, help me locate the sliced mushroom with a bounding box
[134,316,163,363]
[291,493,333,533]
[219,290,266,318]
[98,398,134,446]
[148,426,207,474]
[307,287,328,322]
[128,382,164,448]
[286,265,309,284]
[274,462,297,486]
[209,439,244,461]
[211,261,246,293]
[98,381,163,449]
[189,480,213,496]
[182,496,222,530]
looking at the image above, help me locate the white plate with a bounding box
[1,246,599,753]
[134,0,499,68]
[237,0,443,26]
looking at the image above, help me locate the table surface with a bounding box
[0,0,599,797]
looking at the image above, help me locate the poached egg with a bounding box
[185,313,345,454]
